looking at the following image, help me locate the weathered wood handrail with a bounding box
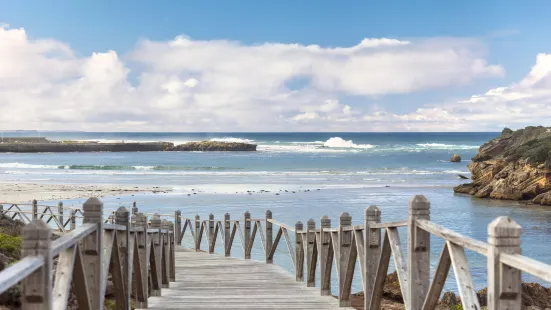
[0,198,176,310]
[174,195,551,310]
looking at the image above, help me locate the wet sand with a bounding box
[0,183,172,204]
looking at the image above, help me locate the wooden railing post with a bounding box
[32,199,38,220]
[364,205,381,310]
[265,210,273,263]
[134,213,148,308]
[161,219,170,289]
[338,212,353,307]
[82,197,104,309]
[175,210,182,245]
[244,211,251,259]
[306,218,317,287]
[224,213,231,257]
[488,216,522,310]
[408,195,431,310]
[57,202,64,229]
[70,209,76,230]
[150,213,162,296]
[168,222,176,282]
[295,221,304,281]
[208,214,215,254]
[319,215,332,296]
[115,206,130,310]
[21,219,52,309]
[195,215,201,251]
[132,202,138,215]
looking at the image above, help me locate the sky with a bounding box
[1,0,551,132]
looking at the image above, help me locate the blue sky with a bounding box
[1,1,550,131]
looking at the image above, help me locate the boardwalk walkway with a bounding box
[142,248,350,310]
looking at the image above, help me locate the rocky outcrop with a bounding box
[450,154,461,162]
[454,126,551,205]
[170,141,257,152]
[0,138,257,152]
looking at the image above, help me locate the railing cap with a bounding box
[488,216,522,238]
[265,210,272,217]
[340,212,352,225]
[307,218,316,229]
[295,221,303,230]
[320,215,331,227]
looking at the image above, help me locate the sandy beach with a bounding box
[0,183,172,204]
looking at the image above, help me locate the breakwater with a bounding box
[0,138,257,152]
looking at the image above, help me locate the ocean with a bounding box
[1,131,551,292]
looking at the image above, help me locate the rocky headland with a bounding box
[0,138,257,152]
[454,126,551,205]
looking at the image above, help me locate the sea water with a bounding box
[1,132,550,292]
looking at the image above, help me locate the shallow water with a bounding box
[1,131,550,292]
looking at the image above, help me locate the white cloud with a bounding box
[360,53,551,131]
[0,25,513,131]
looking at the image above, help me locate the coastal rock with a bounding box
[454,126,551,205]
[171,141,257,152]
[450,154,462,162]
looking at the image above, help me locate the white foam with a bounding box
[208,137,255,143]
[323,137,375,149]
[416,143,479,150]
[0,162,59,169]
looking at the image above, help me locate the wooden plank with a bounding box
[72,244,92,310]
[500,253,551,283]
[257,221,266,254]
[0,256,43,294]
[110,235,127,309]
[386,227,409,306]
[282,228,296,269]
[267,219,296,232]
[422,243,451,310]
[141,249,349,310]
[52,246,76,310]
[447,241,481,310]
[368,232,392,310]
[268,227,283,260]
[416,219,489,256]
[353,230,365,291]
[236,221,246,252]
[101,230,115,296]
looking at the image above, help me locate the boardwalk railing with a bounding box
[174,195,551,310]
[2,194,551,309]
[0,198,175,310]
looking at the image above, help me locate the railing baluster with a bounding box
[319,215,333,296]
[134,213,148,308]
[150,213,162,296]
[82,197,104,310]
[224,213,231,257]
[488,216,522,310]
[21,220,52,310]
[208,214,215,254]
[338,212,355,307]
[295,221,304,282]
[265,210,273,263]
[194,214,201,252]
[364,205,380,310]
[244,211,251,259]
[175,210,182,245]
[115,206,130,310]
[408,195,431,310]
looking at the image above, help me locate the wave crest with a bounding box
[323,137,375,149]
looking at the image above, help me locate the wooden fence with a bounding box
[2,194,551,309]
[0,198,175,310]
[173,195,551,310]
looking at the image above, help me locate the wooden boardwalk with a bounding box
[141,248,351,310]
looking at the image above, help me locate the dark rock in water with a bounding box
[170,141,257,152]
[458,174,469,179]
[453,126,551,205]
[450,154,462,162]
